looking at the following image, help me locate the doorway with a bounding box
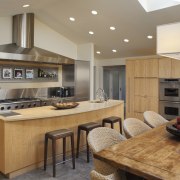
[103,66,125,101]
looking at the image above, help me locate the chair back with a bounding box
[90,170,115,180]
[143,111,168,128]
[87,127,126,153]
[123,118,151,138]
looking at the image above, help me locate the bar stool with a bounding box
[102,116,122,134]
[76,122,101,162]
[44,129,75,177]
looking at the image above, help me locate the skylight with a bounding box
[138,0,180,12]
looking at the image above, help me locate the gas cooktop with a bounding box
[0,98,60,111]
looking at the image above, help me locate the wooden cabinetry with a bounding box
[134,78,158,115]
[159,58,171,78]
[126,57,159,120]
[171,59,180,78]
[126,57,180,120]
[134,59,158,78]
[126,60,135,118]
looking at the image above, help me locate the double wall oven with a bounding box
[159,78,180,120]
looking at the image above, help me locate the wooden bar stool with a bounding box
[44,129,75,177]
[76,122,101,162]
[102,116,122,134]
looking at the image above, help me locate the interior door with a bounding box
[103,66,125,100]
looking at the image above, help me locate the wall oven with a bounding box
[159,78,180,120]
[159,78,180,101]
[159,101,180,120]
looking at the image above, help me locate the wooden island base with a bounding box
[0,100,124,178]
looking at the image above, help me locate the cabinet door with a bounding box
[134,96,146,113]
[134,78,146,96]
[126,60,135,116]
[145,59,158,77]
[134,60,146,77]
[159,58,171,78]
[171,59,180,78]
[146,78,159,98]
[134,112,144,121]
[146,97,159,112]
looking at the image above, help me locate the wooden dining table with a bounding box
[94,120,180,180]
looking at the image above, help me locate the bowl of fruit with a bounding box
[166,117,180,137]
[52,102,79,110]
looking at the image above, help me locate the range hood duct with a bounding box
[0,13,74,64]
[13,13,34,48]
[157,22,180,60]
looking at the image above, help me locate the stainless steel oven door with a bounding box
[160,81,180,101]
[159,101,180,120]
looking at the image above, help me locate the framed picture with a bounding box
[26,69,34,79]
[2,68,12,79]
[14,68,23,79]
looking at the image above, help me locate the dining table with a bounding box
[94,120,180,180]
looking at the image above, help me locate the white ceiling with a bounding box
[0,0,180,59]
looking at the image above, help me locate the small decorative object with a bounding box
[52,102,79,110]
[14,68,23,79]
[26,69,34,79]
[2,68,12,79]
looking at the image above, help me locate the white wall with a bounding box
[77,43,94,61]
[0,17,12,45]
[35,19,77,59]
[95,57,126,66]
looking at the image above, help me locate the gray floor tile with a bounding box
[0,154,93,180]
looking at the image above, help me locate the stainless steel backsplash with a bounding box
[0,88,50,100]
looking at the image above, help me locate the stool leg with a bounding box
[111,122,114,129]
[52,139,56,177]
[86,131,90,163]
[76,127,81,158]
[63,138,66,164]
[44,135,48,171]
[71,134,75,169]
[119,119,122,134]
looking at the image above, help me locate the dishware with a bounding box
[166,124,180,137]
[52,102,79,109]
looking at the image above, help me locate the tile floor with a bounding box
[0,153,93,180]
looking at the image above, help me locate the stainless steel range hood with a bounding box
[0,13,74,64]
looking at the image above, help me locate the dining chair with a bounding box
[90,170,115,180]
[123,118,152,138]
[87,127,126,177]
[143,111,168,128]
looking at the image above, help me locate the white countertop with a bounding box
[0,100,124,122]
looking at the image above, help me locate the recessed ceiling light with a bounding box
[89,31,94,35]
[69,17,75,21]
[124,39,129,42]
[96,51,101,54]
[147,35,153,39]
[112,49,117,53]
[91,10,98,15]
[110,26,116,30]
[23,4,30,8]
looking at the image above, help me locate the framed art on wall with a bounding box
[2,68,12,79]
[14,68,23,79]
[26,69,34,79]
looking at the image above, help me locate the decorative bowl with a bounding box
[166,124,180,137]
[52,102,79,110]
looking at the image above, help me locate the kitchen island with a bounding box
[0,100,124,178]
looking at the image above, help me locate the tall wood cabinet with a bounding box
[132,58,159,120]
[126,56,180,120]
